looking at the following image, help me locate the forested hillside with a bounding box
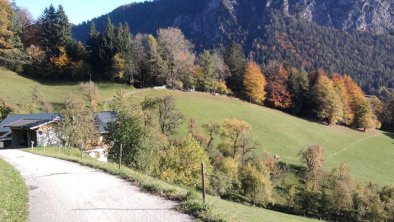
[72,0,394,92]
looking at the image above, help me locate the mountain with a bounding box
[72,0,394,92]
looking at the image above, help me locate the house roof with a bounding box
[0,112,117,135]
[0,113,60,133]
[95,111,117,134]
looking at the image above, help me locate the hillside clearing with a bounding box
[0,68,133,110]
[128,89,394,185]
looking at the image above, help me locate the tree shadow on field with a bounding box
[382,132,394,144]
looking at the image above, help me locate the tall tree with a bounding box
[0,0,13,49]
[332,74,353,125]
[61,94,98,148]
[383,92,394,131]
[145,34,167,86]
[243,61,266,104]
[240,163,273,206]
[264,61,292,110]
[344,75,376,130]
[86,22,103,79]
[310,71,343,125]
[288,68,309,115]
[157,28,196,89]
[224,42,246,94]
[299,145,326,192]
[196,50,216,92]
[38,4,72,58]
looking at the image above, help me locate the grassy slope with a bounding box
[0,68,133,110]
[0,158,28,222]
[131,89,394,185]
[25,147,319,222]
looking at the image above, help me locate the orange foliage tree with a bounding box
[243,61,266,104]
[332,74,354,125]
[264,62,292,109]
[343,75,376,130]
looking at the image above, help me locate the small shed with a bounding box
[0,113,61,148]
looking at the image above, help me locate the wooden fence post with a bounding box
[119,144,123,170]
[80,144,83,161]
[201,161,206,204]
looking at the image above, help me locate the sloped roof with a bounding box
[0,113,60,133]
[95,111,117,134]
[0,112,117,135]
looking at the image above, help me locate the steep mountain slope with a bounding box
[72,0,394,92]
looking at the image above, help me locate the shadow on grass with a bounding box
[382,132,394,143]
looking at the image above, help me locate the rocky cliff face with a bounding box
[73,0,394,44]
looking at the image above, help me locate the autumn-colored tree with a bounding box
[61,94,98,149]
[160,135,212,189]
[329,163,354,217]
[332,74,353,125]
[111,53,126,81]
[0,0,13,49]
[310,71,343,125]
[221,119,255,166]
[157,28,196,89]
[379,185,394,221]
[146,34,168,85]
[80,81,100,111]
[210,157,240,195]
[50,47,70,76]
[352,183,387,221]
[243,61,266,104]
[299,145,326,192]
[264,61,292,109]
[240,163,273,206]
[343,75,376,130]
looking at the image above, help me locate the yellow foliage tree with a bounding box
[111,53,125,81]
[243,61,266,104]
[332,74,354,125]
[50,47,70,69]
[0,0,13,49]
[343,75,376,130]
[221,118,252,160]
[160,135,212,189]
[240,163,273,206]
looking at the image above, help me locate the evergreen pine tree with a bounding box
[224,42,246,94]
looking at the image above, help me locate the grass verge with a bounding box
[0,158,28,222]
[24,147,320,222]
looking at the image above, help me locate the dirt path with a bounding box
[0,149,192,222]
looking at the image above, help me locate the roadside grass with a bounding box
[130,89,394,185]
[0,68,133,111]
[0,158,28,222]
[24,147,320,222]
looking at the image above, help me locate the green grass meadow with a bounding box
[0,68,134,110]
[0,158,28,222]
[130,89,394,185]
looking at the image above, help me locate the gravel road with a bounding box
[0,149,193,222]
